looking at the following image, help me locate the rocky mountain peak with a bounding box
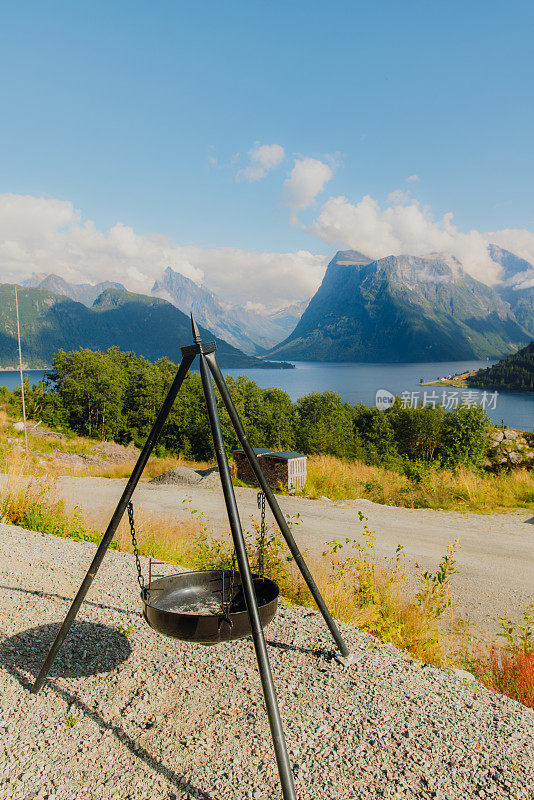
[330,249,373,267]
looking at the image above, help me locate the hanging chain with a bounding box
[221,551,236,620]
[127,501,146,593]
[257,490,266,580]
[229,551,236,605]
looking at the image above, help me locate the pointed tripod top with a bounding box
[190,312,202,344]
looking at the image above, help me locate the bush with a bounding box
[295,392,360,459]
[473,604,534,709]
[352,405,399,466]
[439,404,489,469]
[388,403,444,462]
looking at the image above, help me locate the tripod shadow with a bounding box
[1,620,132,679]
[0,621,219,800]
[266,639,331,659]
[0,584,142,619]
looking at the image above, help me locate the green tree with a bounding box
[352,405,398,465]
[296,392,357,457]
[439,404,489,468]
[388,403,445,462]
[50,348,125,440]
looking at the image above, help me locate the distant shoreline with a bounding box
[421,369,479,387]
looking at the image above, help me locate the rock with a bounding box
[450,668,477,682]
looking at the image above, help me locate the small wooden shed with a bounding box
[232,447,307,493]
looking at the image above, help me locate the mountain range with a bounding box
[22,273,127,306]
[267,249,533,362]
[0,284,293,369]
[5,243,534,367]
[152,267,307,354]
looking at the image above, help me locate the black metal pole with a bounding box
[198,353,297,800]
[31,352,196,694]
[205,350,355,663]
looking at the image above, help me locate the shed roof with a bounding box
[233,447,305,461]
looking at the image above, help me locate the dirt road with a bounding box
[35,475,533,637]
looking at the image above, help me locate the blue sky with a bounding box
[1,1,533,307]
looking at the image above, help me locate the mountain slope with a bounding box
[267,251,529,363]
[0,285,292,369]
[467,340,534,392]
[151,268,263,354]
[489,244,534,336]
[152,267,306,353]
[268,299,309,334]
[22,273,126,307]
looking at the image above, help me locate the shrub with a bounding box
[388,403,444,462]
[319,513,459,665]
[471,603,534,709]
[439,404,489,469]
[296,392,359,459]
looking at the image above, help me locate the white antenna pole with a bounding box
[14,286,29,458]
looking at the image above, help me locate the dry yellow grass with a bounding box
[0,453,465,667]
[2,412,532,513]
[300,454,534,512]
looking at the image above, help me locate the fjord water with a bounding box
[1,360,532,431]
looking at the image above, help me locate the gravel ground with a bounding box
[1,523,533,800]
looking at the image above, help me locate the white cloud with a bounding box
[238,143,285,182]
[244,300,268,314]
[309,192,534,285]
[406,174,419,183]
[0,193,324,309]
[387,189,411,204]
[283,158,333,222]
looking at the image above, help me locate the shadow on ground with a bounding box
[0,620,220,800]
[0,620,132,679]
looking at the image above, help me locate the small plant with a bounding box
[118,624,136,637]
[496,603,534,652]
[470,604,534,710]
[415,539,461,618]
[284,511,302,529]
[319,513,459,664]
[403,460,431,486]
[473,645,534,710]
[65,716,78,728]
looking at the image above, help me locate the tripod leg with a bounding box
[205,351,357,664]
[198,354,297,800]
[31,352,196,694]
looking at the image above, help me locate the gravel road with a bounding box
[1,523,533,800]
[45,475,534,637]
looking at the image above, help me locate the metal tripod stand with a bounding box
[31,316,356,800]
